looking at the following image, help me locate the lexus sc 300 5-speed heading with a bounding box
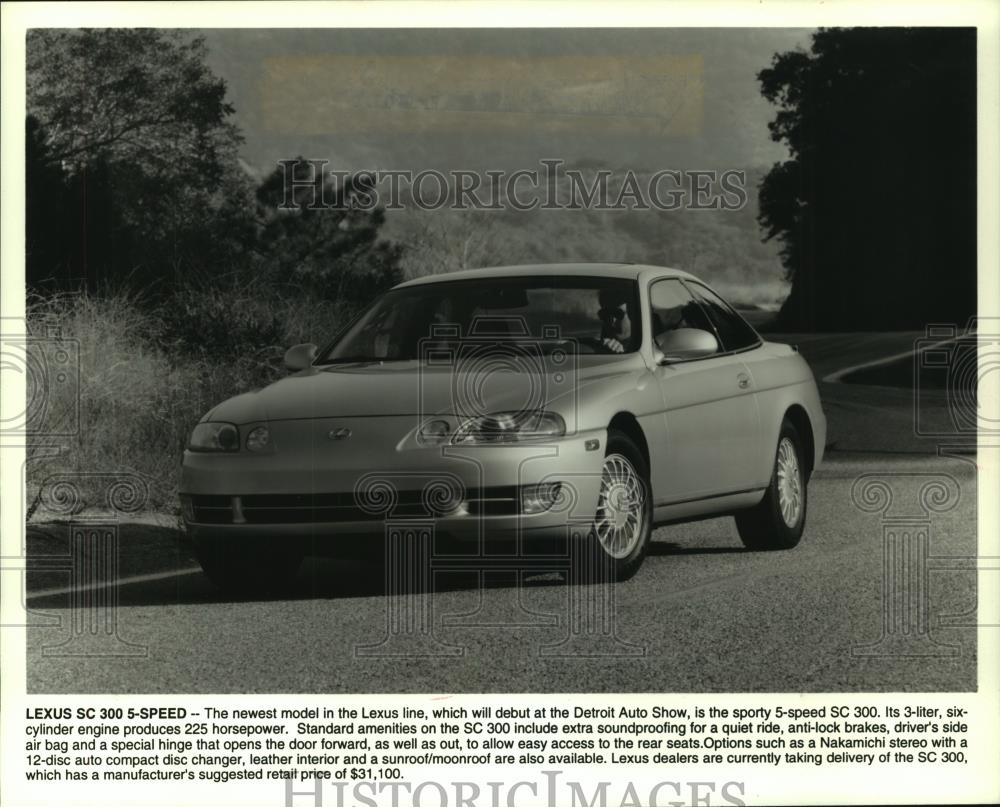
[180,264,826,590]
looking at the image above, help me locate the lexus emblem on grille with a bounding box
[328,427,352,441]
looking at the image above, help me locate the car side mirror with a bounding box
[283,342,318,372]
[655,328,719,363]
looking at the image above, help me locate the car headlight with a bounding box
[417,419,451,445]
[246,425,270,452]
[188,422,240,452]
[452,411,565,444]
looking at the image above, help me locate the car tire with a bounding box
[579,429,653,581]
[735,419,808,551]
[195,539,302,594]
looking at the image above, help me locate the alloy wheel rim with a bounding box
[776,437,802,527]
[594,453,645,559]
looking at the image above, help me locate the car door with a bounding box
[647,277,762,504]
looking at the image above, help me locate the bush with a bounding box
[26,287,348,516]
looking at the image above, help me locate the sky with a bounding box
[200,28,814,177]
[196,28,816,305]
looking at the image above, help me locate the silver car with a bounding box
[180,264,826,589]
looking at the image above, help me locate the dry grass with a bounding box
[25,288,346,515]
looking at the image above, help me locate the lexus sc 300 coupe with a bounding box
[180,264,826,589]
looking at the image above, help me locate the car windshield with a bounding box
[318,275,642,363]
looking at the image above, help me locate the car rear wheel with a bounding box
[735,419,807,550]
[580,430,652,581]
[195,539,302,594]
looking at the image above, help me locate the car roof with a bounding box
[395,262,697,288]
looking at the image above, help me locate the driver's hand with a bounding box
[601,337,625,353]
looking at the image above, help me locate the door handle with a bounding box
[737,373,751,389]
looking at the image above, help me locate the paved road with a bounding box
[768,332,970,455]
[25,455,978,693]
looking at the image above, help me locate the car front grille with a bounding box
[187,487,521,525]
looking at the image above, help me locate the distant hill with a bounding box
[384,164,788,309]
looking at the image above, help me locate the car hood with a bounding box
[204,356,647,424]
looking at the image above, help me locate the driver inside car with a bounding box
[597,288,633,353]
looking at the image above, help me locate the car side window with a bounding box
[685,282,761,352]
[648,278,718,351]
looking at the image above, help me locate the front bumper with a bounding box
[180,426,606,545]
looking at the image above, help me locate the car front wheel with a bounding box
[581,429,653,580]
[735,419,807,550]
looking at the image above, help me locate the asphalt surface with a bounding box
[24,455,978,693]
[23,332,982,692]
[769,331,972,455]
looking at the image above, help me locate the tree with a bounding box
[26,29,252,290]
[27,29,239,178]
[254,160,403,308]
[758,28,976,330]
